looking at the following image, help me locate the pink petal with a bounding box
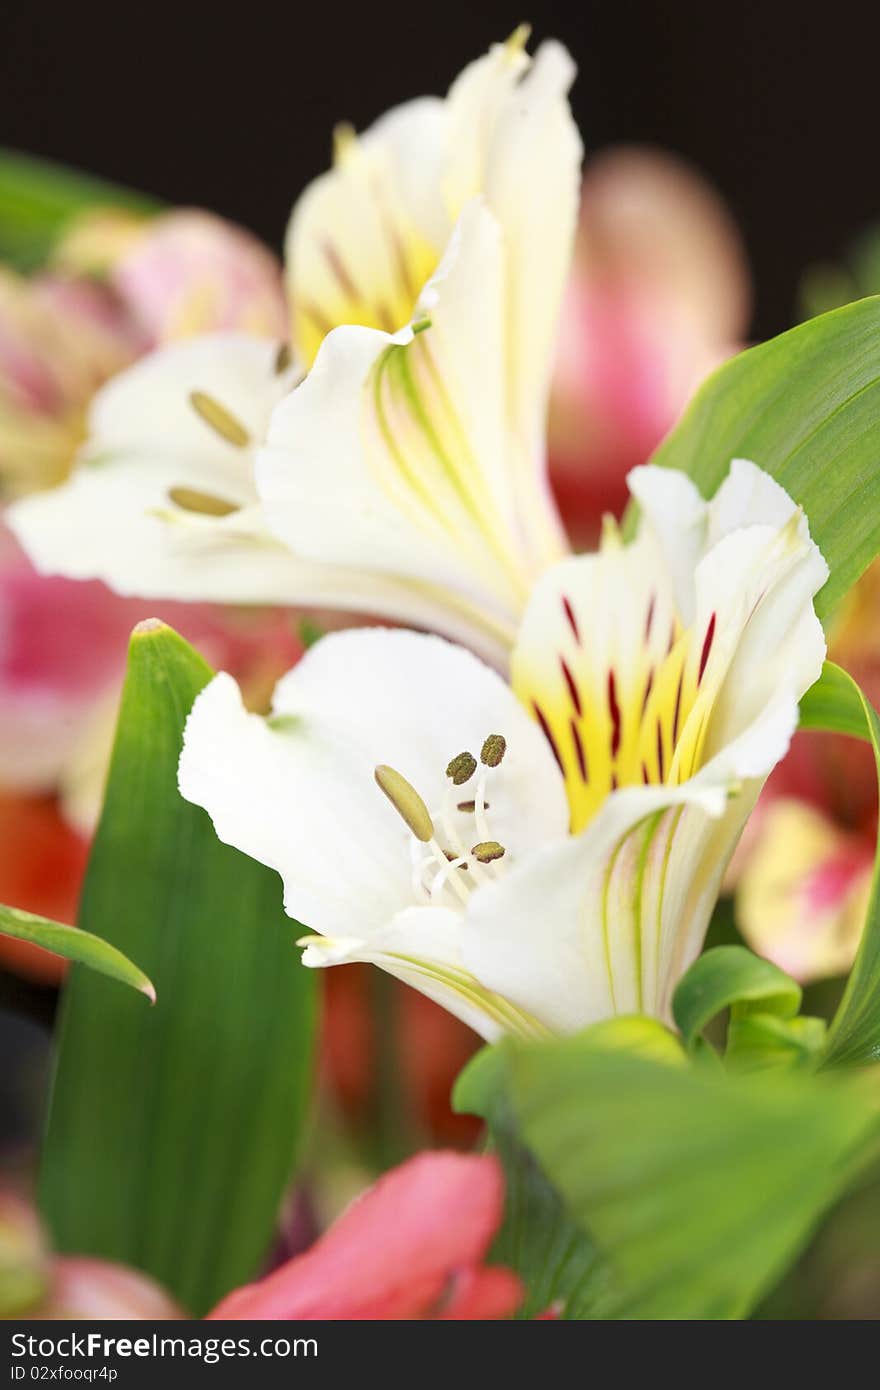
[209,1152,508,1320]
[44,1257,182,1319]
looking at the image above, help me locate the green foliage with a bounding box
[0,904,153,1000]
[458,1031,880,1319]
[672,945,801,1050]
[0,147,158,271]
[39,622,316,1315]
[644,297,880,623]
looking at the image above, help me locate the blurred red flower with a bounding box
[210,1151,521,1321]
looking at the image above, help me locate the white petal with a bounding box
[261,202,550,648]
[627,465,709,623]
[285,99,445,367]
[179,628,568,940]
[463,692,798,1033]
[8,334,303,602]
[708,456,806,541]
[482,40,583,472]
[299,906,539,1043]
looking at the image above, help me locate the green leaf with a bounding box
[453,1046,614,1320]
[725,1014,827,1073]
[39,621,316,1315]
[672,945,801,1051]
[0,147,158,271]
[644,297,880,623]
[818,671,880,1068]
[508,1036,880,1318]
[453,1018,684,1318]
[0,903,154,1001]
[799,662,871,740]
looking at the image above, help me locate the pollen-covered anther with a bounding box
[167,486,240,518]
[480,733,507,768]
[472,840,506,864]
[189,391,251,447]
[374,764,435,842]
[457,799,490,813]
[446,751,477,786]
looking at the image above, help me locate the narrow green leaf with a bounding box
[509,1036,880,1318]
[672,945,801,1051]
[820,672,880,1067]
[643,297,880,622]
[0,147,158,271]
[0,904,154,1001]
[39,621,316,1315]
[799,662,871,740]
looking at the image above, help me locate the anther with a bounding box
[480,734,506,767]
[333,122,356,165]
[505,23,531,57]
[471,841,506,864]
[374,765,434,843]
[446,751,477,786]
[274,341,292,374]
[167,486,240,517]
[457,800,490,813]
[189,391,251,447]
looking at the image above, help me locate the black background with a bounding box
[0,0,877,340]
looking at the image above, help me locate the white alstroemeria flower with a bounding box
[9,31,580,663]
[178,460,828,1041]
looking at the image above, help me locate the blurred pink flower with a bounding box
[110,209,287,343]
[0,1190,181,1319]
[0,268,141,496]
[209,1152,522,1320]
[0,522,301,828]
[0,202,293,877]
[548,147,751,540]
[734,561,880,982]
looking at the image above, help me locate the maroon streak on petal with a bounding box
[698,612,717,684]
[532,700,564,772]
[560,657,582,717]
[561,595,581,643]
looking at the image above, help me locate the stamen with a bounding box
[274,341,292,375]
[167,486,240,518]
[333,122,356,165]
[189,391,251,447]
[374,764,434,842]
[505,23,531,57]
[472,768,492,844]
[480,734,507,767]
[472,841,506,864]
[456,800,490,813]
[446,751,477,786]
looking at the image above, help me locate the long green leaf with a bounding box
[0,904,154,1000]
[646,297,880,622]
[39,621,316,1314]
[816,671,880,1067]
[0,148,158,271]
[508,1036,880,1318]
